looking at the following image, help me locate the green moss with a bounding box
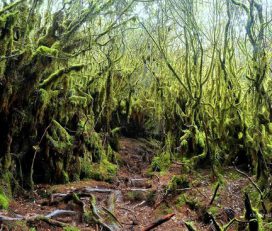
[0,193,9,209]
[36,89,50,121]
[167,175,190,193]
[155,203,174,216]
[62,170,69,183]
[151,151,171,172]
[196,131,205,148]
[34,46,58,57]
[69,95,88,108]
[47,120,73,153]
[208,206,219,215]
[185,221,197,231]
[176,194,186,207]
[180,139,188,148]
[4,221,28,230]
[81,158,117,182]
[63,226,80,231]
[184,195,199,210]
[39,64,84,89]
[0,172,12,197]
[268,123,272,134]
[0,0,23,16]
[126,191,146,202]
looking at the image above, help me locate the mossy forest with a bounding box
[0,0,272,230]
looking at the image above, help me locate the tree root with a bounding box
[0,209,77,227]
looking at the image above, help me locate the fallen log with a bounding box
[83,187,114,193]
[141,213,175,231]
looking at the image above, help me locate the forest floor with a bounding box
[1,137,255,231]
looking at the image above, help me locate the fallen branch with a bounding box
[185,221,196,231]
[141,213,175,231]
[82,187,115,193]
[45,209,77,219]
[133,200,146,209]
[223,218,249,231]
[209,183,220,205]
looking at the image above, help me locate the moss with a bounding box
[196,131,205,149]
[47,120,73,154]
[69,95,88,108]
[151,151,171,172]
[36,89,50,122]
[63,226,80,231]
[146,190,157,206]
[184,195,199,210]
[268,123,272,134]
[0,11,18,55]
[39,64,84,89]
[155,203,174,216]
[4,221,28,230]
[33,45,58,57]
[0,0,23,16]
[176,194,186,207]
[0,193,9,209]
[180,139,188,148]
[208,206,219,215]
[126,191,146,202]
[81,158,117,182]
[0,172,12,197]
[62,170,69,183]
[167,175,190,193]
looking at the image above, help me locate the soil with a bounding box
[0,137,252,231]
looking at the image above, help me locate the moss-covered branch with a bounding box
[39,64,84,89]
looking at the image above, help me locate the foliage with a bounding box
[167,175,190,193]
[0,193,9,209]
[0,2,271,228]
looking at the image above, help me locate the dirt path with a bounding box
[1,137,251,231]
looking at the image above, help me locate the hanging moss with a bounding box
[35,89,50,122]
[46,120,73,154]
[69,95,88,108]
